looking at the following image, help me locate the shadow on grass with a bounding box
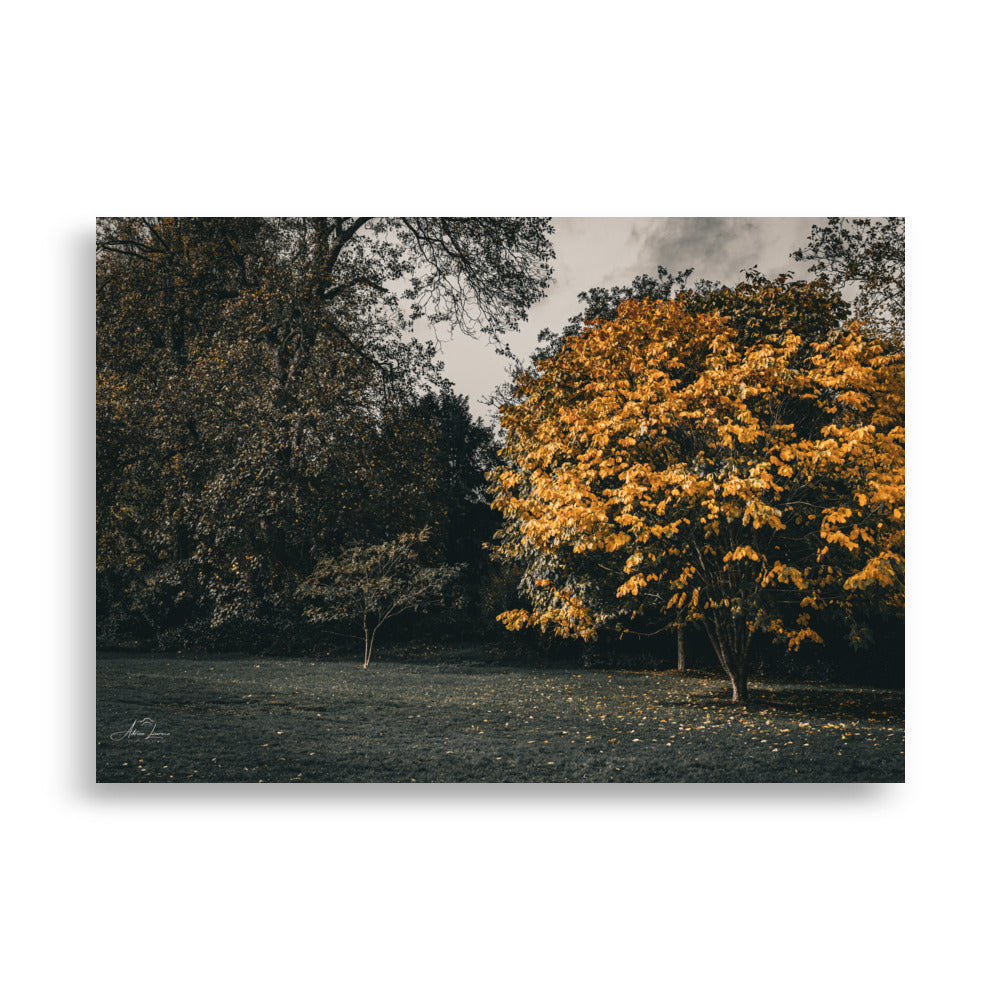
[748,684,904,723]
[640,677,904,724]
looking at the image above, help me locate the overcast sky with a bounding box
[436,217,826,422]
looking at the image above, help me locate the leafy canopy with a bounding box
[490,284,903,700]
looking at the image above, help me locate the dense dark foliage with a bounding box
[97,217,553,649]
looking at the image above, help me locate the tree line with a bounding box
[97,217,554,649]
[97,217,903,699]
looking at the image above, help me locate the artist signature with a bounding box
[111,718,170,742]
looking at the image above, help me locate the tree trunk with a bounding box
[703,613,752,705]
[729,667,749,704]
[676,622,686,672]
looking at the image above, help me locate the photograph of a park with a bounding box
[96,216,904,782]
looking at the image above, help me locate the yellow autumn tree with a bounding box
[489,294,904,703]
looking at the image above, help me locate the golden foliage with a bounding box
[489,293,904,657]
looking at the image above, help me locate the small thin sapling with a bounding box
[297,528,464,667]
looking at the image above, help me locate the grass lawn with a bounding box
[96,644,904,782]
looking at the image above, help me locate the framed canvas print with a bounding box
[96,217,904,782]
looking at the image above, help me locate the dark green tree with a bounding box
[408,390,498,561]
[97,217,554,648]
[677,267,850,348]
[792,217,904,345]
